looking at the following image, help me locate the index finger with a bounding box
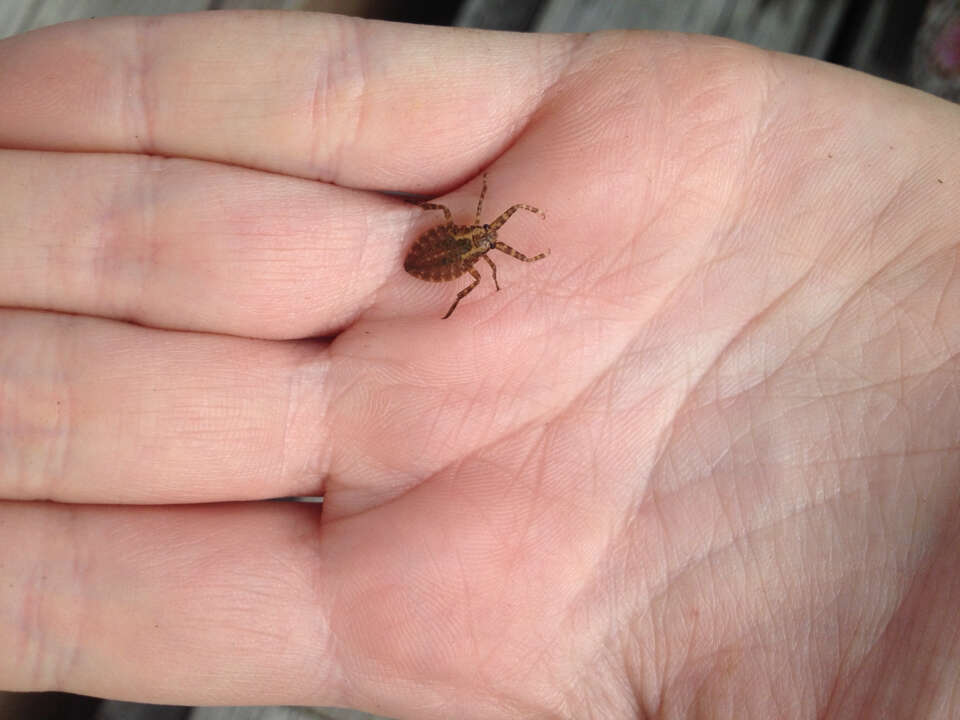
[0,12,570,191]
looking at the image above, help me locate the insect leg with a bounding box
[420,203,453,223]
[442,267,482,319]
[482,253,500,291]
[488,204,544,232]
[494,242,550,263]
[475,173,488,225]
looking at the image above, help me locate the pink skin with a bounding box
[0,12,958,719]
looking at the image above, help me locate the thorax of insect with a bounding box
[452,224,497,259]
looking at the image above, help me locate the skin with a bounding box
[0,11,958,720]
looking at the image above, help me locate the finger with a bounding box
[0,492,563,716]
[0,150,403,337]
[0,501,481,715]
[0,12,570,191]
[0,502,352,706]
[0,310,328,504]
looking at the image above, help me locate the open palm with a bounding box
[1,11,958,720]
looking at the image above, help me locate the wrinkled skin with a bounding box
[0,12,957,720]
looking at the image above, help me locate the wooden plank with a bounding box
[216,0,393,12]
[533,0,852,58]
[216,0,310,9]
[0,3,34,39]
[840,0,926,82]
[191,702,393,719]
[456,0,926,86]
[455,0,543,31]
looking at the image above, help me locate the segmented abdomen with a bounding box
[404,226,474,281]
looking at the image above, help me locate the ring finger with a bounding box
[0,309,330,503]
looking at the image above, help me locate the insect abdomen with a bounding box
[404,227,473,281]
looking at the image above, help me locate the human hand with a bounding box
[1,12,957,719]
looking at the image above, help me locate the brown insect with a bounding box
[404,173,549,319]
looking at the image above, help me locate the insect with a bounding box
[404,173,549,319]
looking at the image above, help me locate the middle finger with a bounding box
[0,149,403,337]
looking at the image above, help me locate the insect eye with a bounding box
[483,224,490,231]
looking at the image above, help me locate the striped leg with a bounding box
[482,253,500,290]
[443,266,482,319]
[488,203,544,232]
[494,242,550,263]
[420,202,452,223]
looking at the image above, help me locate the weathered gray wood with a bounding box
[842,0,926,82]
[217,0,310,9]
[0,2,34,39]
[191,704,394,719]
[95,699,190,719]
[455,0,543,31]
[533,0,852,58]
